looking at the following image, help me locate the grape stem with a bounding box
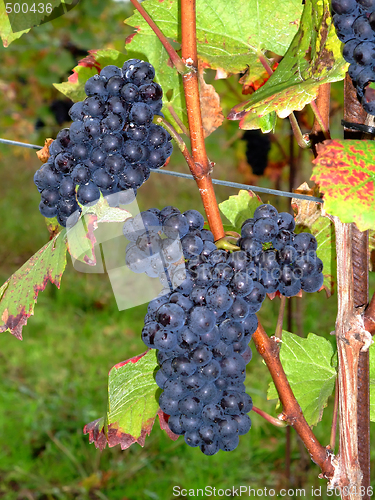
[166,104,190,137]
[252,323,335,479]
[155,116,196,173]
[252,406,287,428]
[215,237,240,252]
[257,51,311,149]
[275,295,286,339]
[129,0,186,75]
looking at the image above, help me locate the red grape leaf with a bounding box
[312,140,375,231]
[83,350,178,450]
[0,231,67,340]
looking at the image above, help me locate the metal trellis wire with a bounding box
[0,137,323,204]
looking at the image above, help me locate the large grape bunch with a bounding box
[332,0,375,114]
[34,59,173,227]
[125,204,323,455]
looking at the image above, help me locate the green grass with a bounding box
[0,145,374,500]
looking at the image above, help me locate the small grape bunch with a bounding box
[238,204,324,296]
[332,0,375,114]
[34,59,173,227]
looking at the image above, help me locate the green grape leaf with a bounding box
[228,0,347,127]
[312,140,375,231]
[267,331,336,426]
[126,0,302,74]
[0,231,67,340]
[125,0,302,131]
[239,111,278,134]
[310,216,336,296]
[67,198,132,265]
[54,49,128,102]
[219,190,263,232]
[370,344,375,422]
[66,215,97,266]
[0,0,30,46]
[291,185,336,296]
[0,0,81,46]
[84,350,179,450]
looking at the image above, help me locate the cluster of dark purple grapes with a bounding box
[34,59,172,227]
[123,206,216,291]
[127,204,322,455]
[238,204,324,296]
[141,235,255,455]
[332,0,375,114]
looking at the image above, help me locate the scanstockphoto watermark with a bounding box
[5,0,81,33]
[172,485,374,497]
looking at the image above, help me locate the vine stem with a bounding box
[310,99,331,140]
[252,406,287,428]
[330,218,373,498]
[330,378,339,452]
[310,83,331,139]
[343,74,371,499]
[251,324,335,479]
[129,0,186,75]
[180,0,224,240]
[364,292,375,334]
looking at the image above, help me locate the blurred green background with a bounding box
[0,1,374,499]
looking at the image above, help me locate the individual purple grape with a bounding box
[92,168,116,190]
[100,65,122,79]
[301,273,324,293]
[101,113,124,134]
[105,154,126,175]
[129,102,154,126]
[85,74,108,97]
[106,96,129,116]
[82,96,106,117]
[332,0,357,14]
[71,164,91,185]
[71,142,92,161]
[100,133,124,153]
[146,124,169,149]
[125,60,155,85]
[59,176,76,199]
[34,164,62,192]
[54,152,75,174]
[77,181,100,206]
[139,82,163,102]
[106,75,124,95]
[253,203,278,220]
[39,201,58,218]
